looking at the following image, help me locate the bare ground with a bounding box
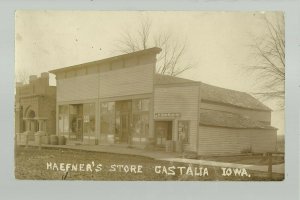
[198,154,284,166]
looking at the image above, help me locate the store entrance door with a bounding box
[115,100,132,144]
[76,118,83,141]
[120,113,130,143]
[155,121,172,146]
[69,104,83,142]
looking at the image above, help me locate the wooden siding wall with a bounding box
[200,102,271,124]
[57,74,98,102]
[56,64,154,102]
[154,85,199,151]
[198,126,277,155]
[99,64,153,98]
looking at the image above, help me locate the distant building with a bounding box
[15,72,56,138]
[49,47,277,155]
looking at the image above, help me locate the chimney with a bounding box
[41,72,49,79]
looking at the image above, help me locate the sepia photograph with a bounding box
[14,11,285,181]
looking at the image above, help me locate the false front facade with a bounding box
[49,47,277,155]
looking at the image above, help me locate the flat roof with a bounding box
[49,47,162,74]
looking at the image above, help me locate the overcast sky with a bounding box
[15,11,284,134]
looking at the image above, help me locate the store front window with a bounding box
[100,99,150,144]
[69,104,83,140]
[100,102,115,143]
[115,100,132,143]
[58,103,95,141]
[83,103,95,138]
[132,99,149,143]
[58,105,69,136]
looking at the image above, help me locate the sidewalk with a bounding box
[26,143,284,174]
[28,143,180,159]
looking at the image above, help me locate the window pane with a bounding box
[132,113,149,143]
[141,99,149,111]
[58,116,63,133]
[132,99,142,111]
[89,103,95,115]
[107,102,115,112]
[70,115,78,133]
[101,103,108,113]
[100,101,116,143]
[63,115,69,132]
[83,103,95,136]
[178,121,189,143]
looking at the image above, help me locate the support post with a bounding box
[268,152,273,179]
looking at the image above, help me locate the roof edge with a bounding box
[201,99,272,112]
[49,47,162,74]
[199,123,278,130]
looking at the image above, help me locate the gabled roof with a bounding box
[199,110,276,130]
[154,74,271,111]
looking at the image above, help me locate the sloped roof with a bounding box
[199,110,276,130]
[200,83,271,111]
[154,74,271,111]
[154,74,195,85]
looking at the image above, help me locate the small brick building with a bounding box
[15,72,56,137]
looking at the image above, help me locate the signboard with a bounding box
[154,113,181,118]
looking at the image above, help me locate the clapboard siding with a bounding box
[154,85,199,151]
[57,74,98,102]
[200,102,271,124]
[57,63,154,102]
[198,126,277,155]
[99,64,153,98]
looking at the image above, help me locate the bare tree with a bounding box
[248,13,285,108]
[114,17,194,76]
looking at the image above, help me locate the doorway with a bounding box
[69,104,83,141]
[120,113,130,143]
[76,118,83,141]
[155,121,173,146]
[115,100,132,144]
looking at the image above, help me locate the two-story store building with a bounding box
[49,47,277,155]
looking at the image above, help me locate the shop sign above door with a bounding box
[154,113,181,118]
